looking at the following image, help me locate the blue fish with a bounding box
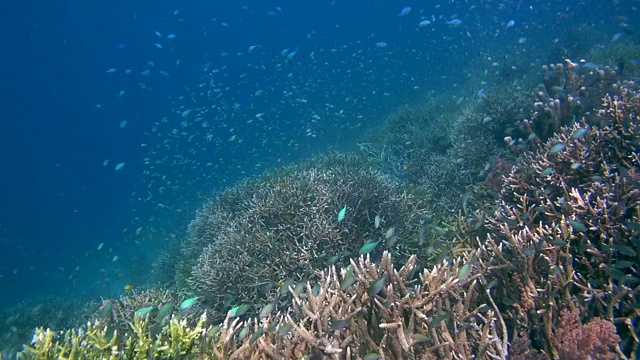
[446,19,462,27]
[338,205,347,222]
[398,7,411,17]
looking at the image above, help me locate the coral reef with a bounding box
[478,84,533,144]
[182,153,431,322]
[486,80,640,356]
[20,251,510,359]
[506,59,619,151]
[15,58,640,359]
[20,311,210,360]
[362,93,515,215]
[554,308,620,360]
[591,43,640,78]
[0,296,91,357]
[358,99,457,188]
[92,288,188,333]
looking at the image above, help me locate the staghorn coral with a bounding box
[20,251,511,359]
[506,59,619,152]
[414,104,510,214]
[590,42,640,78]
[479,84,533,142]
[360,99,457,177]
[486,81,640,357]
[183,153,431,322]
[554,308,621,360]
[362,85,528,215]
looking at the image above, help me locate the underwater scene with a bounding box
[1,0,640,358]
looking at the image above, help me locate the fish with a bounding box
[418,20,432,27]
[457,263,472,280]
[259,302,275,318]
[250,329,264,345]
[229,304,251,317]
[338,205,347,222]
[135,306,154,317]
[569,220,587,233]
[505,20,515,29]
[368,274,387,296]
[615,244,637,257]
[330,319,350,330]
[375,42,388,48]
[179,296,200,310]
[384,227,395,239]
[157,303,173,319]
[374,214,381,228]
[541,167,553,176]
[549,143,566,153]
[572,128,588,138]
[114,163,125,171]
[341,267,356,290]
[278,323,292,337]
[359,240,380,254]
[398,7,411,17]
[446,19,462,27]
[123,284,133,291]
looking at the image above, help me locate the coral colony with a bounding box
[7,58,640,359]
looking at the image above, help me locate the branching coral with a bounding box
[207,250,509,359]
[506,59,619,152]
[486,81,640,357]
[21,251,511,359]
[183,153,431,322]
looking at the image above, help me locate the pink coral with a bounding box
[554,309,621,360]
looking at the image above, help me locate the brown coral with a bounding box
[208,250,507,359]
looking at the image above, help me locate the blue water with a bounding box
[0,0,629,316]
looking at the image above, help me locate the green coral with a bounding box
[20,312,209,360]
